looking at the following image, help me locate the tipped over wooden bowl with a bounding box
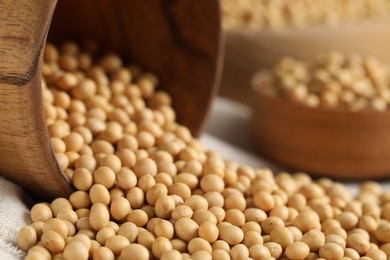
[0,0,222,198]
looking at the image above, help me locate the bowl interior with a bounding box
[49,0,222,136]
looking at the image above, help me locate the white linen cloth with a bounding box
[0,177,31,260]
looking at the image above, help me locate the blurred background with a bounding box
[203,0,390,179]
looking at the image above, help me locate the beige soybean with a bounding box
[137,174,156,192]
[249,244,271,259]
[110,197,131,221]
[96,227,116,245]
[69,190,91,209]
[287,226,302,242]
[253,191,275,212]
[375,222,390,243]
[116,167,137,189]
[30,203,53,222]
[92,166,116,189]
[126,187,144,209]
[209,206,226,223]
[365,248,387,260]
[325,226,348,240]
[160,249,182,260]
[105,235,130,256]
[155,172,173,187]
[17,226,37,251]
[269,226,294,249]
[261,217,285,234]
[89,203,110,230]
[175,218,199,242]
[198,221,219,243]
[89,184,110,205]
[212,249,231,260]
[72,168,93,191]
[155,195,176,219]
[50,198,72,217]
[285,241,310,259]
[121,244,149,260]
[204,191,225,208]
[301,229,325,252]
[75,208,90,219]
[172,205,193,220]
[200,174,225,193]
[293,210,320,233]
[224,209,245,227]
[75,154,96,172]
[244,208,267,223]
[63,132,84,152]
[137,229,156,249]
[168,183,191,201]
[174,173,199,190]
[117,222,138,242]
[145,183,168,205]
[319,243,344,260]
[29,222,44,240]
[171,238,188,253]
[152,237,172,258]
[192,209,218,226]
[42,218,69,239]
[93,246,115,260]
[343,248,360,260]
[63,241,89,260]
[264,242,282,259]
[212,240,230,252]
[134,158,157,177]
[219,225,244,245]
[51,137,66,153]
[40,231,65,254]
[185,195,208,211]
[191,250,212,260]
[76,217,93,231]
[188,237,212,254]
[230,244,249,260]
[243,231,263,248]
[99,154,122,173]
[347,233,370,255]
[26,246,51,260]
[109,187,125,202]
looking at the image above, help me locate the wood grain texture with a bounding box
[251,89,390,180]
[0,0,51,86]
[0,0,221,199]
[0,0,73,198]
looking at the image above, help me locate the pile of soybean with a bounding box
[17,42,390,260]
[253,52,390,112]
[222,0,390,30]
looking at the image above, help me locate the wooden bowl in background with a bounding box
[220,17,390,104]
[0,0,222,198]
[251,86,390,180]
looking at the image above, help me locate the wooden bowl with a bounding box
[220,17,390,104]
[0,0,222,198]
[251,86,390,180]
